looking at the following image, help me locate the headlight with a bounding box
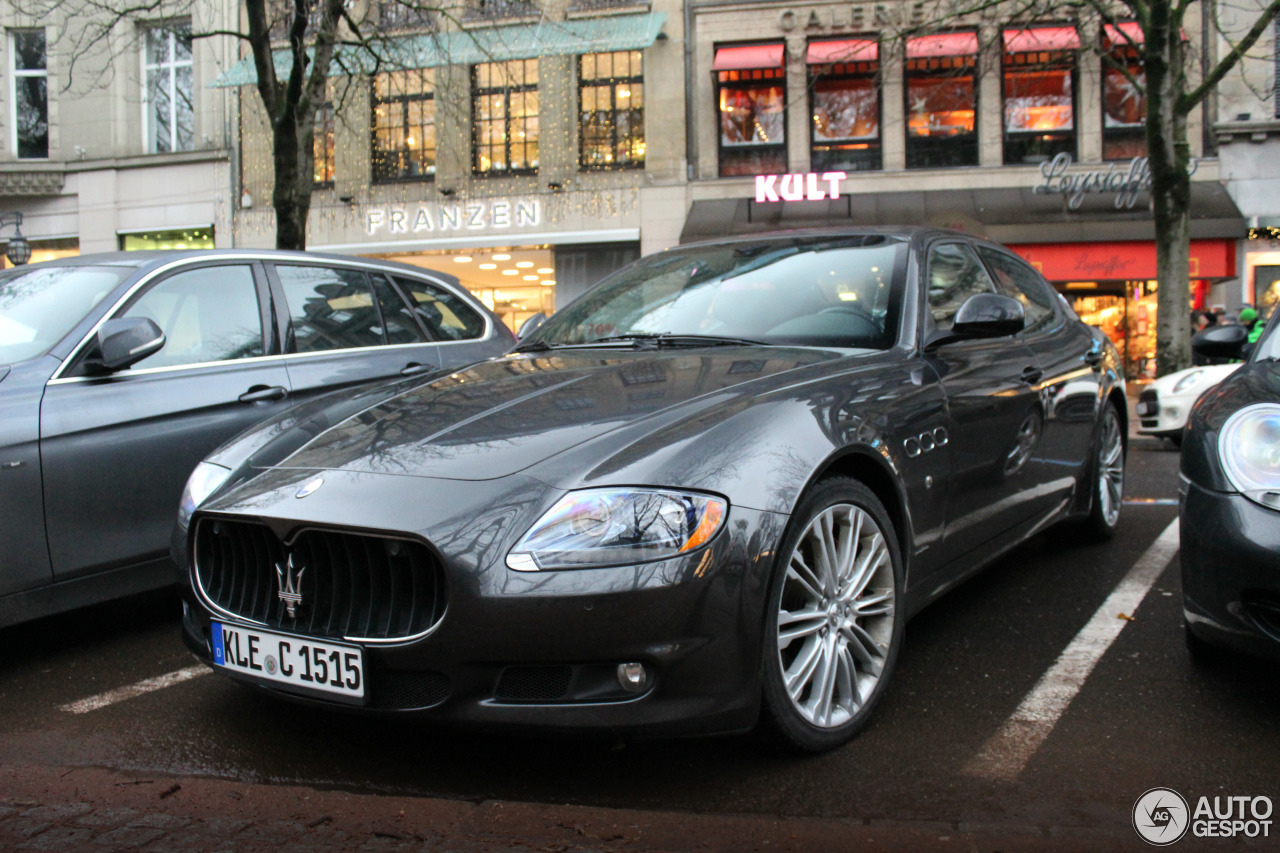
[506,488,727,571]
[1172,370,1206,394]
[177,461,232,532]
[1218,404,1280,501]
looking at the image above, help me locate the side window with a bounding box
[392,276,486,341]
[977,246,1057,335]
[370,275,429,345]
[275,265,386,353]
[122,265,263,369]
[927,242,997,331]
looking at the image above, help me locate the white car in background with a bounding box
[1136,362,1240,446]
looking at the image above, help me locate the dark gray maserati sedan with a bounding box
[0,250,513,628]
[174,229,1126,751]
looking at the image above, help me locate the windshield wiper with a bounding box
[588,332,768,349]
[515,332,768,353]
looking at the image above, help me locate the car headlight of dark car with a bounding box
[1218,403,1280,509]
[506,487,727,571]
[177,461,233,532]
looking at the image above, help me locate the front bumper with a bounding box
[180,500,787,737]
[1136,387,1193,438]
[1180,479,1280,658]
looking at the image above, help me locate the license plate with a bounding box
[211,621,365,702]
[1136,402,1152,415]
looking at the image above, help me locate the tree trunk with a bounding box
[272,116,311,250]
[1145,6,1194,378]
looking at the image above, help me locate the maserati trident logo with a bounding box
[275,554,306,619]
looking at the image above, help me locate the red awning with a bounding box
[1104,22,1145,47]
[714,44,785,71]
[1003,26,1082,53]
[1007,240,1237,282]
[807,39,878,65]
[907,32,979,59]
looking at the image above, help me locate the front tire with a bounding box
[1081,401,1125,540]
[759,477,904,752]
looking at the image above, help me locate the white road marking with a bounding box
[60,665,211,715]
[964,518,1180,781]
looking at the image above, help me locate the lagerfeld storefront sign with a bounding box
[1033,153,1197,211]
[755,171,848,203]
[365,198,541,236]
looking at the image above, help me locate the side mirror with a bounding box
[1192,324,1247,362]
[953,293,1025,337]
[88,317,166,373]
[928,293,1025,349]
[517,312,547,339]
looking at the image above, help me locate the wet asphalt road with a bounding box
[2,430,1278,847]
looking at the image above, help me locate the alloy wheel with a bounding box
[775,502,896,729]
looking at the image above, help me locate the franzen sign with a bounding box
[755,171,848,203]
[365,199,541,236]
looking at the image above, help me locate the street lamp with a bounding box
[0,211,32,266]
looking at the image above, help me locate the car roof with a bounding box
[20,249,463,289]
[677,225,982,254]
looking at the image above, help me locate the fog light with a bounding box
[616,662,649,693]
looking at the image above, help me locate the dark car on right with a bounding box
[1181,312,1280,658]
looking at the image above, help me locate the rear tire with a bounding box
[759,477,904,752]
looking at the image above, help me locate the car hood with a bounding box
[1146,362,1239,395]
[267,348,841,481]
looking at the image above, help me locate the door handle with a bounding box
[400,362,436,377]
[239,385,289,404]
[1020,366,1043,385]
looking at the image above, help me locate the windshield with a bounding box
[526,235,908,350]
[0,265,128,363]
[1254,311,1280,362]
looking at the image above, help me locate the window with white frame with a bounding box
[10,29,49,159]
[143,21,194,153]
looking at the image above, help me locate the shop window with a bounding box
[314,99,335,185]
[809,40,881,172]
[11,29,49,159]
[905,33,978,169]
[715,44,786,177]
[373,70,436,182]
[1002,27,1078,165]
[580,51,644,170]
[0,237,78,270]
[376,0,435,30]
[1102,24,1147,160]
[120,227,214,251]
[473,59,539,175]
[144,21,194,154]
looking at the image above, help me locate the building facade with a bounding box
[4,1,1277,380]
[1,2,239,266]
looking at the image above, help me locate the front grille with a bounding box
[195,519,446,641]
[495,665,573,701]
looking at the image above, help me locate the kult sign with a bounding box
[755,171,848,203]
